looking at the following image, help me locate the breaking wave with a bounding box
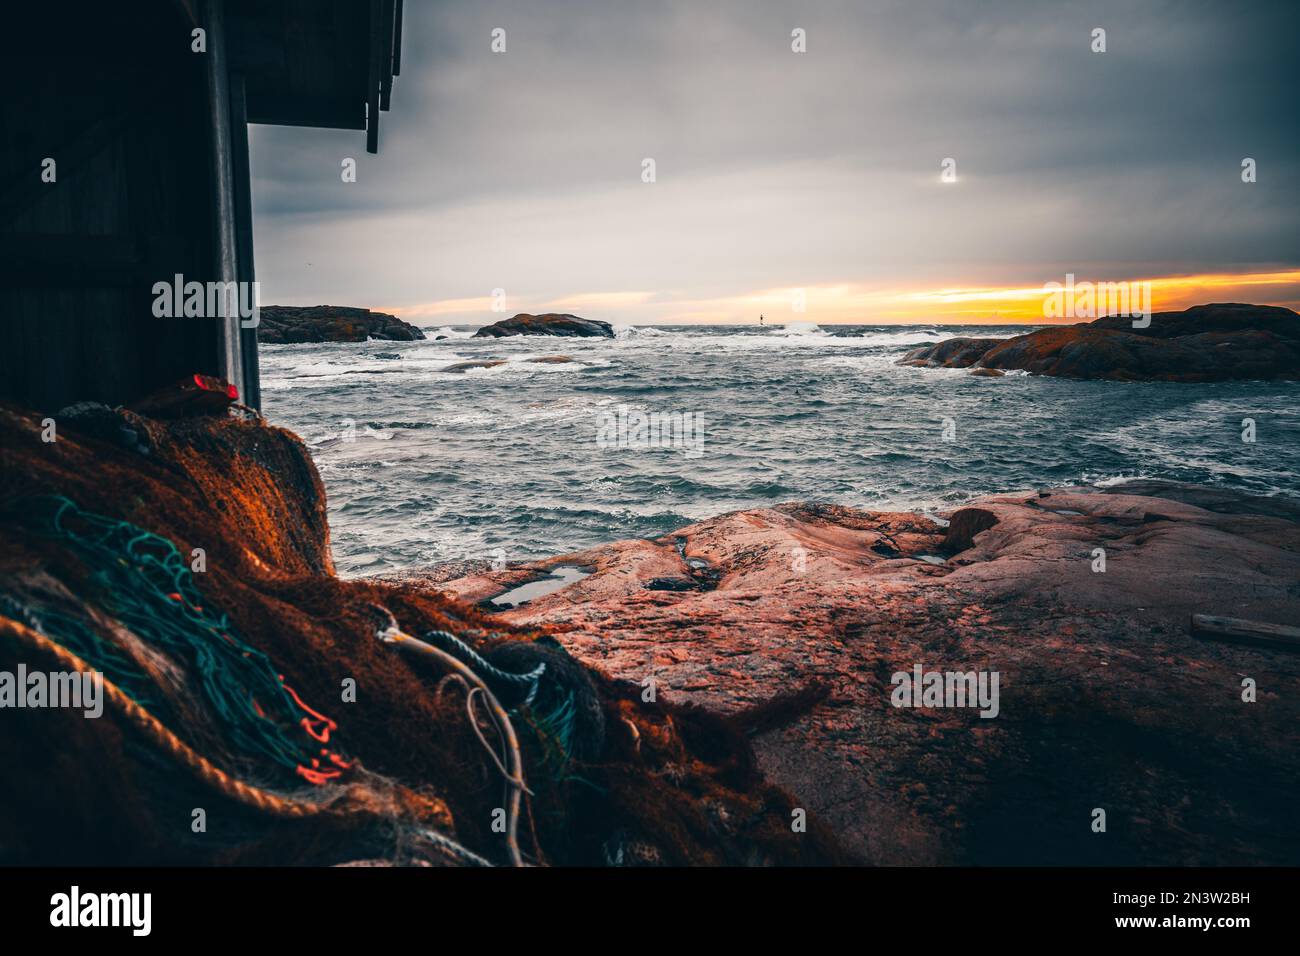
[261,323,1300,575]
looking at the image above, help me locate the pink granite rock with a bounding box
[431,482,1300,865]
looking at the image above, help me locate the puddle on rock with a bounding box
[489,565,591,608]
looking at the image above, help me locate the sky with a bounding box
[249,0,1300,326]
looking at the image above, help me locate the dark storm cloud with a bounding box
[250,0,1300,319]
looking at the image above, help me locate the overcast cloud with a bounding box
[249,0,1300,324]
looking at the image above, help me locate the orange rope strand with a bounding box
[0,613,327,818]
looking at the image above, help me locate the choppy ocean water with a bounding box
[260,323,1300,577]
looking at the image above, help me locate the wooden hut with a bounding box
[0,0,403,412]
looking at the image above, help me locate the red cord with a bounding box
[280,676,338,743]
[296,765,343,785]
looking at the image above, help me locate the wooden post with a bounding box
[379,0,396,111]
[366,0,383,154]
[229,72,261,411]
[202,0,245,400]
[392,0,404,76]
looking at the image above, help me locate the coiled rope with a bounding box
[369,605,530,867]
[429,630,591,782]
[422,629,546,706]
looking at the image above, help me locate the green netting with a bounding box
[7,495,346,783]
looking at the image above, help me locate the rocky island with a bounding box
[899,303,1300,381]
[257,305,426,344]
[474,313,614,339]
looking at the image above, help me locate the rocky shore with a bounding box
[7,390,1299,866]
[257,305,426,343]
[899,303,1300,381]
[432,481,1300,865]
[474,313,614,338]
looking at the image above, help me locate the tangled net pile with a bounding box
[8,495,349,785]
[0,400,849,866]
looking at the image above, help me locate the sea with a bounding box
[259,323,1300,577]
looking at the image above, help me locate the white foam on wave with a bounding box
[615,325,673,339]
[260,357,404,389]
[264,343,603,391]
[261,325,1036,397]
[1080,472,1157,488]
[817,353,964,374]
[611,328,876,352]
[841,330,952,348]
[610,324,1026,352]
[423,395,604,431]
[420,325,477,340]
[766,319,822,336]
[449,355,599,379]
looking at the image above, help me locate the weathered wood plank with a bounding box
[1191,614,1300,650]
[366,0,383,153]
[379,0,396,110]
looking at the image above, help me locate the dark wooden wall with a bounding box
[0,2,224,412]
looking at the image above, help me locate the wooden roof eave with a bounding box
[226,0,402,153]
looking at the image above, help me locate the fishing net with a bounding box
[0,402,850,866]
[7,495,349,785]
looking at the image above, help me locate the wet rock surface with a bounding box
[440,360,508,373]
[899,303,1300,381]
[433,483,1300,864]
[439,356,575,373]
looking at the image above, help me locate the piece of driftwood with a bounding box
[1191,614,1300,651]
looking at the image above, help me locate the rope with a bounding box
[0,612,487,865]
[0,595,156,706]
[368,605,530,867]
[422,629,546,706]
[431,629,586,784]
[10,496,347,784]
[0,613,326,819]
[427,630,586,780]
[465,687,518,784]
[416,828,493,868]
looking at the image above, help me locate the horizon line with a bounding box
[361,268,1300,327]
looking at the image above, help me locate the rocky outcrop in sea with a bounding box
[899,303,1300,381]
[257,305,426,343]
[474,313,614,338]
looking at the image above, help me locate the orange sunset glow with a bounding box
[391,269,1300,327]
